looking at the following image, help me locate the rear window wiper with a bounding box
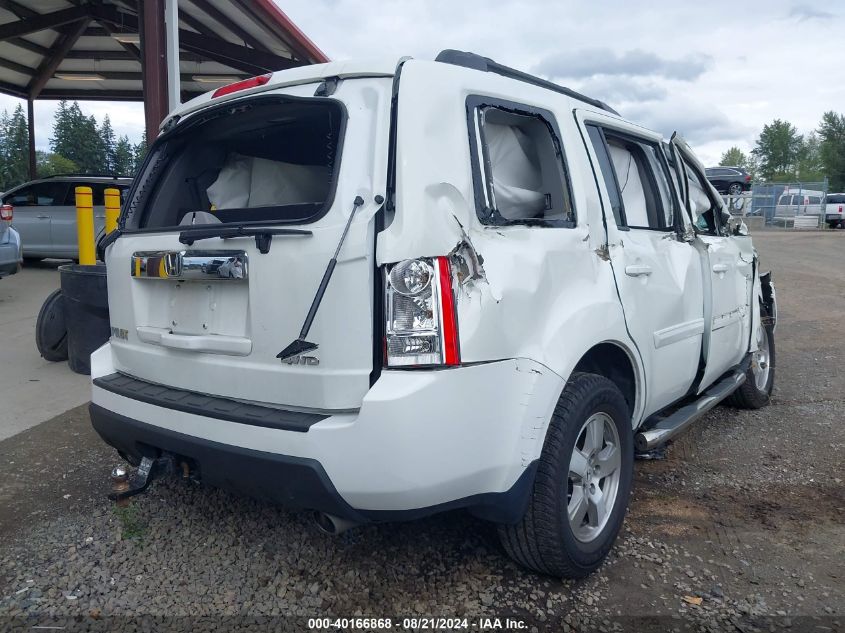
[178,224,312,254]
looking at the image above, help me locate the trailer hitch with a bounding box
[109,455,177,502]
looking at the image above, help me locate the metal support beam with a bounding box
[0,5,89,41]
[0,0,38,20]
[189,0,270,53]
[27,98,35,179]
[0,54,33,76]
[141,0,168,145]
[26,18,89,99]
[165,0,180,112]
[91,5,295,73]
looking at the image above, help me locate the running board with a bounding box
[634,364,747,452]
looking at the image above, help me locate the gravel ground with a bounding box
[1,230,843,633]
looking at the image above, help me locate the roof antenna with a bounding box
[276,195,366,361]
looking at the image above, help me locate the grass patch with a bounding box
[113,504,145,541]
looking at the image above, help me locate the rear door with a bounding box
[106,80,392,412]
[5,182,67,256]
[579,113,704,417]
[671,136,750,388]
[50,182,112,257]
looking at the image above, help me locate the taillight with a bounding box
[212,73,271,98]
[745,175,751,182]
[839,205,843,214]
[384,256,460,367]
[0,204,12,221]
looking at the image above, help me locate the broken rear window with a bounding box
[123,96,345,230]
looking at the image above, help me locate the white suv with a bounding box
[90,51,776,577]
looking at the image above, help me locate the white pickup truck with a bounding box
[90,51,777,578]
[825,193,845,228]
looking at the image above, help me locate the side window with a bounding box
[23,182,69,206]
[808,196,820,205]
[7,186,34,206]
[468,99,574,226]
[586,125,625,228]
[603,133,674,230]
[682,160,721,236]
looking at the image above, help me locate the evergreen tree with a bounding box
[818,111,845,191]
[113,135,135,176]
[132,129,148,173]
[49,101,105,173]
[99,115,116,174]
[0,104,30,190]
[796,132,824,182]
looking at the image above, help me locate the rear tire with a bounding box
[728,183,743,196]
[499,372,633,577]
[728,305,775,409]
[35,288,69,362]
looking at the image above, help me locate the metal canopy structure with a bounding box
[0,0,329,178]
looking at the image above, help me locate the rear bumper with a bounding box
[90,344,562,522]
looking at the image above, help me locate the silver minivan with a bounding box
[3,175,131,260]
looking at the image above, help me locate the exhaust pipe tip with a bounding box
[313,511,359,535]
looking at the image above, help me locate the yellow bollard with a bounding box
[75,186,96,265]
[104,187,120,235]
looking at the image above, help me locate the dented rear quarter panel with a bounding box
[378,60,645,423]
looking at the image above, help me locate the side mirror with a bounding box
[728,216,748,236]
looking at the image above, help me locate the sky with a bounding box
[0,0,842,166]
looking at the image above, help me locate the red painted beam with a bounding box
[141,0,169,144]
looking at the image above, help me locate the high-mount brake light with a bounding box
[384,256,460,367]
[0,204,12,221]
[211,73,271,98]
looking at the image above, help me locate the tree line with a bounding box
[0,100,147,192]
[719,111,845,190]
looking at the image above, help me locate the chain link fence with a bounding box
[744,180,830,228]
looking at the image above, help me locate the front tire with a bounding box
[728,306,775,409]
[499,372,633,577]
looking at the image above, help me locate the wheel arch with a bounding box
[571,340,643,427]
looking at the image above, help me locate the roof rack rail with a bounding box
[41,173,130,179]
[434,49,620,116]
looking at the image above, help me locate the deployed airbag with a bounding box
[207,153,329,209]
[484,122,546,220]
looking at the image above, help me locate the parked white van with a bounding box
[90,51,776,577]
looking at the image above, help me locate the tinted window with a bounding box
[603,133,674,230]
[828,194,845,204]
[469,99,574,226]
[6,182,69,206]
[62,183,128,206]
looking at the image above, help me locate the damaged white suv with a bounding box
[90,50,776,577]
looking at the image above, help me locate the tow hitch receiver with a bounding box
[109,455,177,502]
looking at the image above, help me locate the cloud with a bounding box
[789,4,835,21]
[534,48,713,82]
[572,76,667,105]
[622,100,749,146]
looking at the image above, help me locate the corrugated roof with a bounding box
[0,0,328,101]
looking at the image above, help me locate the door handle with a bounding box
[95,214,105,219]
[36,214,50,219]
[625,264,652,277]
[712,263,729,273]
